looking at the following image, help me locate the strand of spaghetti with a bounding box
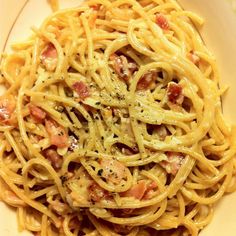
[181,162,233,204]
[41,214,48,236]
[182,218,198,236]
[87,212,120,236]
[90,202,167,226]
[0,165,61,227]
[168,156,195,198]
[4,131,26,165]
[21,158,66,200]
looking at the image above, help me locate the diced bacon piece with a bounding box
[88,182,110,202]
[156,14,169,30]
[143,181,158,200]
[40,43,58,71]
[45,119,69,148]
[72,81,90,100]
[100,158,127,185]
[29,104,46,123]
[188,51,200,65]
[110,54,138,81]
[167,82,184,105]
[90,4,101,11]
[44,148,63,169]
[159,152,185,175]
[121,181,147,200]
[0,95,16,125]
[137,71,157,90]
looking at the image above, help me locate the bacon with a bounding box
[188,51,200,65]
[40,43,58,71]
[137,71,157,90]
[121,181,147,200]
[167,82,184,105]
[156,14,169,30]
[90,4,101,11]
[29,104,46,123]
[88,182,110,202]
[0,95,16,125]
[159,152,185,175]
[44,148,63,169]
[100,158,127,185]
[72,81,90,100]
[45,119,69,148]
[143,181,158,200]
[110,54,138,81]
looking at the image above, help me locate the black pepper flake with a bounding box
[101,136,104,140]
[58,131,64,136]
[95,102,101,106]
[90,165,95,171]
[60,175,67,184]
[97,169,103,176]
[113,134,118,138]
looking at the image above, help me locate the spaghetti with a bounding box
[0,0,236,235]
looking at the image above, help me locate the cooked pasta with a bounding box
[0,0,236,235]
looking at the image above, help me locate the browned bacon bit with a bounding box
[100,158,127,185]
[137,71,157,90]
[167,82,184,105]
[159,152,185,175]
[156,14,169,30]
[143,181,158,200]
[121,180,147,200]
[45,119,69,148]
[0,95,16,125]
[29,104,46,123]
[90,4,101,11]
[72,81,90,100]
[88,182,110,202]
[188,51,200,65]
[44,148,63,169]
[110,54,138,81]
[40,43,58,71]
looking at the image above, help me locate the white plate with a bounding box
[0,0,236,235]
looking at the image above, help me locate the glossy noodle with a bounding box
[0,0,236,235]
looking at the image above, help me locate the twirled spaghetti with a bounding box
[0,0,236,235]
